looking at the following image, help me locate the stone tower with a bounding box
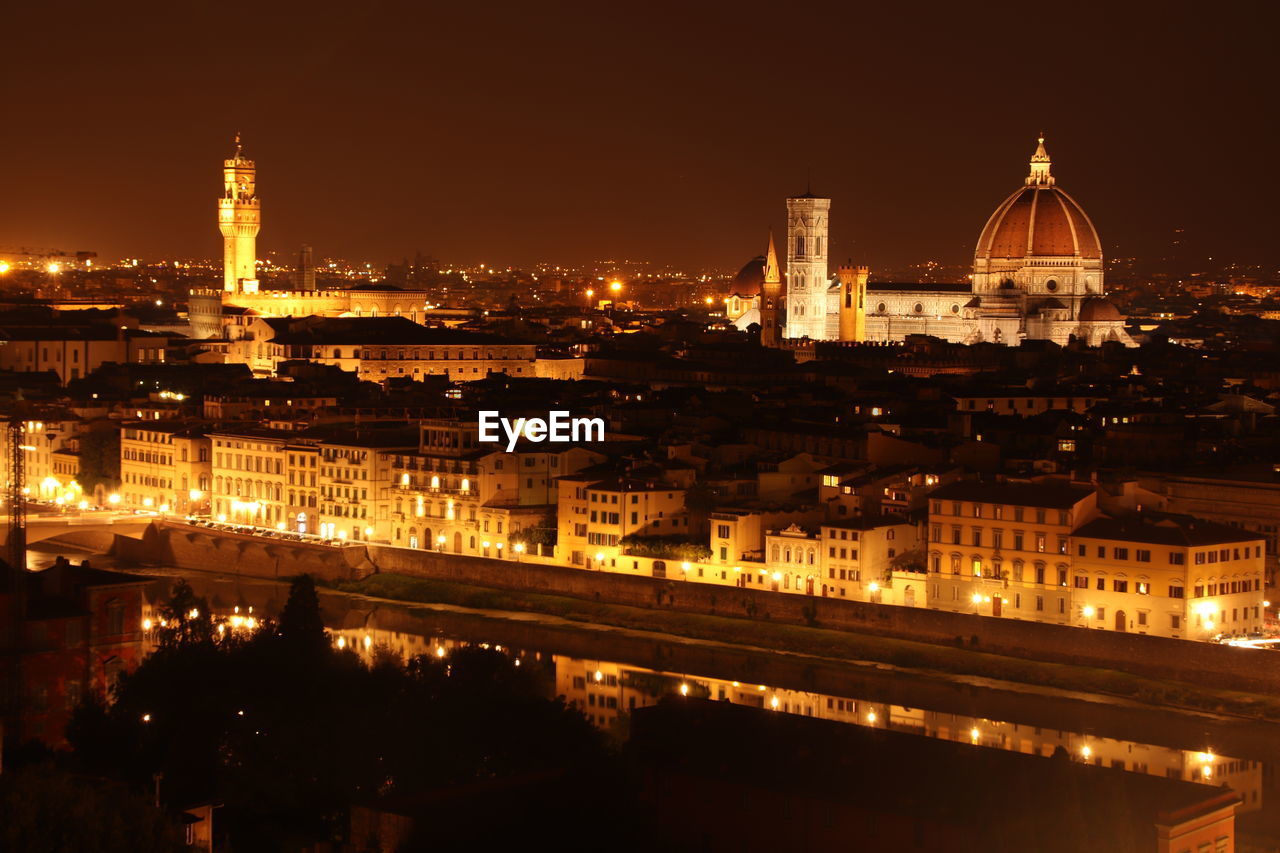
[759,231,783,348]
[837,263,868,342]
[292,244,316,291]
[784,192,831,340]
[219,135,260,293]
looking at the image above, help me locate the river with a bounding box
[34,547,1280,847]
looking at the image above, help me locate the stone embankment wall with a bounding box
[118,521,1280,695]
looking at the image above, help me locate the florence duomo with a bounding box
[729,136,1134,348]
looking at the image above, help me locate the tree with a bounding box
[277,574,328,655]
[153,578,216,649]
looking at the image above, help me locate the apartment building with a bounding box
[1070,516,1265,639]
[557,475,688,568]
[210,428,291,529]
[757,515,921,603]
[1153,468,1280,587]
[923,478,1265,641]
[708,505,825,566]
[926,480,1099,624]
[0,326,174,384]
[316,429,416,542]
[120,422,211,514]
[820,516,921,604]
[286,443,321,535]
[1,415,83,504]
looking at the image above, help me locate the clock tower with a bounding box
[219,135,260,293]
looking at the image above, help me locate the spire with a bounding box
[1026,133,1054,186]
[233,132,243,160]
[763,229,781,284]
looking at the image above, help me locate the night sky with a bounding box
[3,1,1275,272]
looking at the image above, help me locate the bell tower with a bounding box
[837,263,868,342]
[219,135,260,293]
[759,231,783,348]
[784,191,831,340]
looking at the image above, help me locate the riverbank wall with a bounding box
[115,520,1280,696]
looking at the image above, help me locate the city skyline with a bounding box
[2,2,1276,272]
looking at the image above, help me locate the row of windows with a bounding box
[322,503,368,519]
[215,478,283,501]
[590,492,653,504]
[123,449,172,465]
[363,348,528,360]
[367,366,511,377]
[123,473,171,488]
[216,452,284,474]
[932,526,1062,554]
[930,501,1072,526]
[1193,579,1262,597]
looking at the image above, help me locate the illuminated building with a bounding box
[1071,516,1266,639]
[925,480,1266,640]
[756,137,1135,347]
[0,326,174,384]
[389,424,604,556]
[209,429,292,529]
[759,231,783,347]
[190,139,450,341]
[119,422,211,514]
[555,475,688,569]
[782,191,831,340]
[219,135,260,294]
[926,480,1098,623]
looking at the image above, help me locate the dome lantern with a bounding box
[1026,134,1054,187]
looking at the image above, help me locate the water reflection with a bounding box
[319,622,1263,815]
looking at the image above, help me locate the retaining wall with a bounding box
[119,521,1280,696]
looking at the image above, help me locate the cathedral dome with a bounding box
[1077,296,1123,322]
[731,255,766,296]
[974,138,1102,261]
